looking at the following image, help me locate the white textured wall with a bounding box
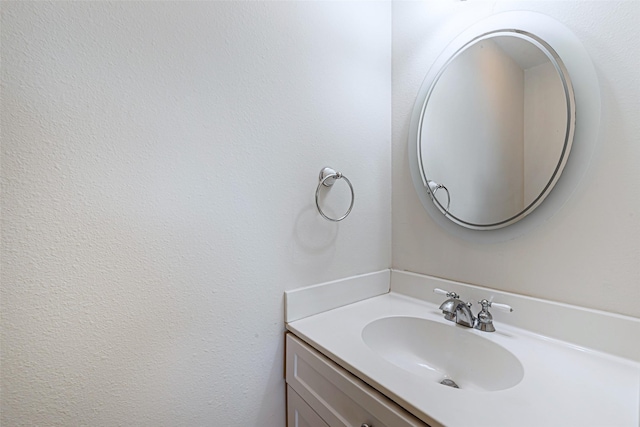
[393,1,640,318]
[1,2,391,425]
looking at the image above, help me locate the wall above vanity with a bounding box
[393,1,640,318]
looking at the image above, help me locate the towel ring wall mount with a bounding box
[315,167,354,222]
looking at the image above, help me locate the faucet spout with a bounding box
[438,294,475,328]
[453,302,475,328]
[438,295,459,322]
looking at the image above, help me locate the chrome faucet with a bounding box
[453,300,476,328]
[435,290,475,328]
[433,289,513,332]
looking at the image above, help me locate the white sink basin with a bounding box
[287,288,640,426]
[361,316,524,392]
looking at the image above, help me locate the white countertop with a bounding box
[287,292,640,427]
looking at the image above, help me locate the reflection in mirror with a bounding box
[418,31,574,229]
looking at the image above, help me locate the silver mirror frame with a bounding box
[417,30,575,230]
[408,11,601,242]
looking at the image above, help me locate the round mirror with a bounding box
[417,30,575,229]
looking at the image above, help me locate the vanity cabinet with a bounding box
[285,333,428,427]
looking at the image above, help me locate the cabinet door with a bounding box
[288,386,330,427]
[286,333,428,427]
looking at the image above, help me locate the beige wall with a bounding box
[392,0,640,318]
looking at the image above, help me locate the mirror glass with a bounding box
[418,30,575,229]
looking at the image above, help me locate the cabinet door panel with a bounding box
[288,386,329,427]
[285,333,428,427]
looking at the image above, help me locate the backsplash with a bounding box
[285,269,639,362]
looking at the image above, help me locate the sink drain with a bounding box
[439,378,459,388]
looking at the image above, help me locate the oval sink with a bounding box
[361,316,524,392]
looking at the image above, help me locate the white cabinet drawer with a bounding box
[288,386,330,427]
[286,333,428,427]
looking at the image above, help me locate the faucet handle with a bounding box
[475,299,495,332]
[474,299,513,332]
[433,288,459,299]
[477,299,513,312]
[486,300,513,312]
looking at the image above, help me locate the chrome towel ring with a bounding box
[427,180,450,215]
[315,167,354,222]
